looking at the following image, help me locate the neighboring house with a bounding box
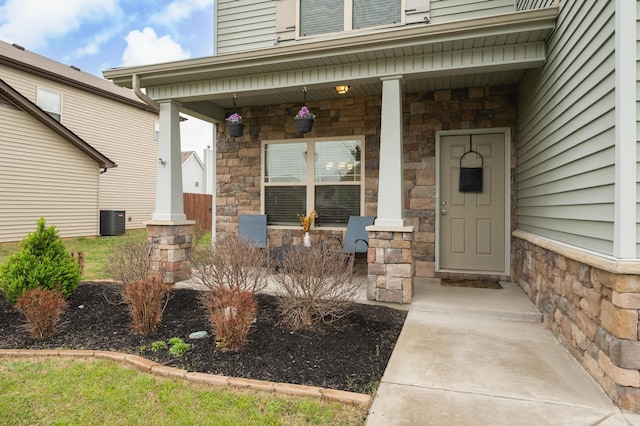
[181,151,206,194]
[0,40,159,242]
[104,0,640,411]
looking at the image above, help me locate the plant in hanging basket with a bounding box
[295,106,315,133]
[226,112,244,137]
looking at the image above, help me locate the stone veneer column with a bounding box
[146,221,195,284]
[367,225,415,304]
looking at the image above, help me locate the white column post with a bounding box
[153,100,186,222]
[376,75,406,227]
[613,0,636,258]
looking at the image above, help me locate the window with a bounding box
[299,0,401,37]
[263,137,363,227]
[37,88,61,121]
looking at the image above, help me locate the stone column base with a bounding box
[367,225,415,304]
[145,221,195,284]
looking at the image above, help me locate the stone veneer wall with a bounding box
[515,235,640,412]
[215,85,518,280]
[215,96,381,245]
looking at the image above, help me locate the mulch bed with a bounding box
[0,282,407,393]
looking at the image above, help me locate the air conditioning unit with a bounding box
[100,210,125,236]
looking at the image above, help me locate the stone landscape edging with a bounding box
[0,349,372,407]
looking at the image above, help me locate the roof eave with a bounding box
[103,6,559,88]
[0,78,117,169]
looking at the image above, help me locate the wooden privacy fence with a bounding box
[183,193,212,230]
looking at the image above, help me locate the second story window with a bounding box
[37,88,62,121]
[300,0,401,37]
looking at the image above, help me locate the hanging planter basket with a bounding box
[295,117,315,133]
[227,122,245,137]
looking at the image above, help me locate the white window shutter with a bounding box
[405,0,430,24]
[276,0,296,41]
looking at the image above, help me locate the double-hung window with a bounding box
[263,137,363,227]
[299,0,402,37]
[37,87,62,121]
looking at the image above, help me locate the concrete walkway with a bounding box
[365,278,640,425]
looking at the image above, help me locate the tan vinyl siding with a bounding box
[0,103,99,243]
[517,0,616,255]
[0,65,157,234]
[216,0,277,54]
[516,0,555,11]
[430,0,514,24]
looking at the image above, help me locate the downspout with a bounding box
[132,73,159,111]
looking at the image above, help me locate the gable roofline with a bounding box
[0,78,117,169]
[0,41,157,113]
[181,150,205,169]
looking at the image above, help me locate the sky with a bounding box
[0,0,215,155]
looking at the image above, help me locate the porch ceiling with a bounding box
[103,6,557,122]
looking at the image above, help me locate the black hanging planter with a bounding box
[295,117,315,133]
[227,122,245,138]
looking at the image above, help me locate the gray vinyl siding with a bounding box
[216,0,277,54]
[0,103,99,242]
[0,65,158,237]
[516,0,555,11]
[430,0,514,24]
[517,1,616,255]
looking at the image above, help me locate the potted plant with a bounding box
[295,106,315,133]
[226,112,244,137]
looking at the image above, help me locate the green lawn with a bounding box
[0,228,211,281]
[0,357,365,426]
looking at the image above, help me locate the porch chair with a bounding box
[324,215,375,272]
[238,214,269,267]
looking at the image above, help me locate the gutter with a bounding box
[103,6,558,87]
[132,73,159,111]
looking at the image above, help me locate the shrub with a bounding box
[202,286,257,352]
[271,246,358,330]
[103,234,155,284]
[15,288,68,339]
[168,337,190,356]
[0,218,81,303]
[121,278,170,334]
[190,235,268,293]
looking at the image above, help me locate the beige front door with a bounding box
[438,132,506,273]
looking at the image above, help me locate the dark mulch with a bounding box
[0,282,407,393]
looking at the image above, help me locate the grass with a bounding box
[0,230,368,424]
[0,357,366,426]
[0,228,212,281]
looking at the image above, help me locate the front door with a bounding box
[438,132,507,274]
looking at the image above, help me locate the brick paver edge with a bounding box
[0,349,372,407]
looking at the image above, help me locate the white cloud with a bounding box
[180,116,214,154]
[150,0,212,28]
[121,27,190,66]
[0,0,119,49]
[75,29,118,56]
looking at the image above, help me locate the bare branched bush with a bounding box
[15,288,67,339]
[189,235,269,293]
[201,287,257,352]
[103,234,154,284]
[271,246,358,330]
[121,277,170,334]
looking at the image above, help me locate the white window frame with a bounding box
[294,0,430,39]
[37,87,62,121]
[261,135,365,229]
